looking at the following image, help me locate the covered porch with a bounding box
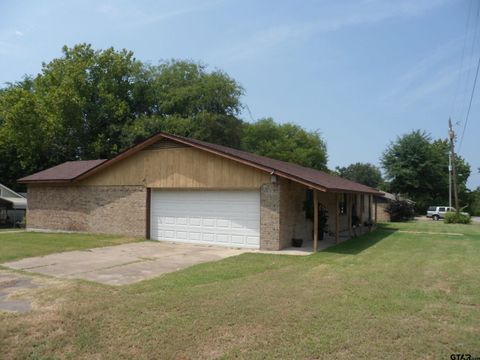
[0,197,27,228]
[279,178,379,253]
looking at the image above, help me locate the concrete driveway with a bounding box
[4,241,246,286]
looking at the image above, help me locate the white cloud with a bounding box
[15,30,23,37]
[381,39,464,105]
[215,0,453,63]
[380,29,480,113]
[95,0,221,26]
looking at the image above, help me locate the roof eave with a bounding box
[18,179,73,184]
[327,189,383,195]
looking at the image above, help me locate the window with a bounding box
[439,207,446,212]
[428,206,436,211]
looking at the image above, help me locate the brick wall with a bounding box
[260,183,280,250]
[260,179,308,250]
[27,185,146,237]
[376,202,390,222]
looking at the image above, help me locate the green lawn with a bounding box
[1,221,479,359]
[0,231,142,263]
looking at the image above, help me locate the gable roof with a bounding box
[0,183,25,198]
[0,183,27,209]
[18,133,382,195]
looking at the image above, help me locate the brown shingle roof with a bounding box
[18,160,106,183]
[169,135,381,194]
[18,133,382,195]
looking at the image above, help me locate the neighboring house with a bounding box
[0,183,27,226]
[19,132,382,251]
[374,192,414,222]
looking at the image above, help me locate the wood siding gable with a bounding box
[80,140,270,189]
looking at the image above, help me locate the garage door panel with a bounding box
[202,218,216,227]
[189,218,201,226]
[156,225,258,236]
[151,190,260,249]
[189,232,201,241]
[164,230,174,238]
[247,236,259,245]
[216,234,230,243]
[216,219,230,228]
[231,221,244,229]
[203,233,215,242]
[231,235,245,244]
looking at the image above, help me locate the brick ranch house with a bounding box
[19,132,383,251]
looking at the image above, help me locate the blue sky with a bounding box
[1,0,479,189]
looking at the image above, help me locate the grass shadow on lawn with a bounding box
[323,228,396,255]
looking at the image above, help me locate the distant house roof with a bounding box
[19,133,382,195]
[377,191,415,204]
[0,183,27,209]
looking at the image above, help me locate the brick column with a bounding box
[260,183,281,250]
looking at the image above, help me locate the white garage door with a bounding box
[150,190,260,249]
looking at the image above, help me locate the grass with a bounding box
[0,231,142,263]
[1,221,479,359]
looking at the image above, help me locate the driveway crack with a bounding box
[68,258,155,275]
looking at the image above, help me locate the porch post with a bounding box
[360,194,364,221]
[313,189,318,252]
[335,193,340,244]
[374,196,378,223]
[146,188,151,240]
[369,194,372,222]
[348,193,352,238]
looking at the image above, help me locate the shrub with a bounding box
[386,199,415,222]
[444,212,471,224]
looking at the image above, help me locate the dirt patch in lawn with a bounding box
[0,269,70,313]
[0,271,38,313]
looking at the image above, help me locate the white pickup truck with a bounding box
[426,206,469,221]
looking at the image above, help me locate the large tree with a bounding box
[0,44,146,187]
[1,44,330,191]
[381,130,471,212]
[335,162,383,188]
[468,187,480,216]
[241,118,328,171]
[120,60,244,148]
[0,44,245,189]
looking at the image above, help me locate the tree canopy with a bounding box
[335,162,383,188]
[241,118,328,171]
[381,130,471,212]
[0,44,328,190]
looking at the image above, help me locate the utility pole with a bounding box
[448,118,460,211]
[448,152,452,209]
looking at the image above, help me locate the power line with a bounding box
[458,0,480,125]
[450,0,474,117]
[458,55,480,152]
[244,104,255,122]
